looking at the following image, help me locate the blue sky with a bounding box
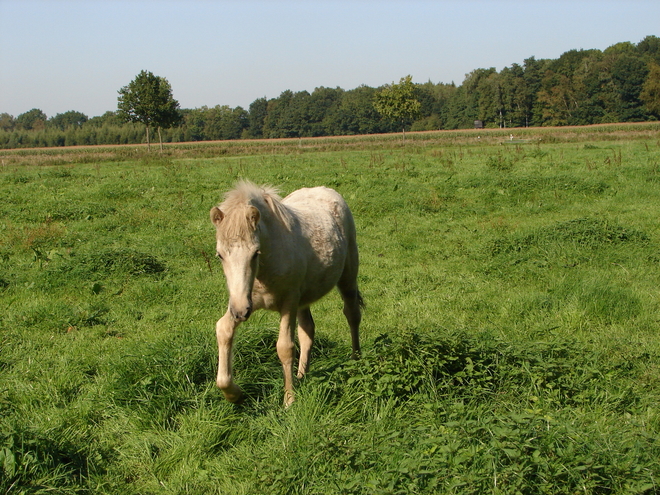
[1,0,658,118]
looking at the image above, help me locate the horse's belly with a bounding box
[252,270,338,311]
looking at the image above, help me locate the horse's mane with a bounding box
[218,181,292,240]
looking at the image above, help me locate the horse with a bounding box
[209,181,363,406]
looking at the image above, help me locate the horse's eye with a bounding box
[252,250,261,260]
[216,252,223,261]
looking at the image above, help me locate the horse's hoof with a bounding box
[222,385,244,404]
[283,390,295,408]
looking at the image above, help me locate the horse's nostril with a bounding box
[231,306,252,322]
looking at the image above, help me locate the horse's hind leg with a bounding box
[338,274,362,359]
[338,212,362,358]
[296,307,315,379]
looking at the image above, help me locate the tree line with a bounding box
[2,35,659,149]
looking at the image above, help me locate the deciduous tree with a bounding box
[640,62,660,118]
[117,70,182,151]
[49,111,88,130]
[374,75,421,139]
[16,109,47,130]
[247,97,268,138]
[326,85,385,135]
[0,113,14,131]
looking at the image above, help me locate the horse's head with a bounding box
[210,204,261,322]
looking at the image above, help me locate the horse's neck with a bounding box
[257,206,297,278]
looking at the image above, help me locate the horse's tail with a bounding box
[356,290,365,309]
[340,288,365,309]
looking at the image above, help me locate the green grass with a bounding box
[2,124,660,493]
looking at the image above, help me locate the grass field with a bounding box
[2,123,660,493]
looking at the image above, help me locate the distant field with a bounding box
[1,123,660,493]
[1,121,659,164]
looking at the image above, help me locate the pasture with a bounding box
[1,124,660,493]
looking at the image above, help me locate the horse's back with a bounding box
[284,186,349,216]
[284,186,355,230]
[282,187,357,305]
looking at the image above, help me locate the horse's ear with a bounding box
[247,205,260,229]
[210,206,224,227]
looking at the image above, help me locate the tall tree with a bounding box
[204,105,249,140]
[16,109,47,130]
[308,86,343,136]
[374,75,421,139]
[247,97,268,138]
[183,107,206,141]
[49,111,88,130]
[611,54,649,120]
[536,72,577,126]
[278,90,312,138]
[86,111,122,128]
[524,56,549,126]
[476,71,504,126]
[325,85,385,135]
[637,35,660,64]
[499,64,528,127]
[640,62,660,118]
[0,113,14,131]
[460,68,497,126]
[262,90,293,138]
[117,70,182,151]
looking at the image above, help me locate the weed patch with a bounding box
[55,247,167,278]
[329,331,626,407]
[45,202,116,222]
[489,217,649,256]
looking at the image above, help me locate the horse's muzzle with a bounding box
[231,305,252,322]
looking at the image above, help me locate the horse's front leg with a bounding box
[216,310,244,403]
[277,303,298,407]
[297,307,315,379]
